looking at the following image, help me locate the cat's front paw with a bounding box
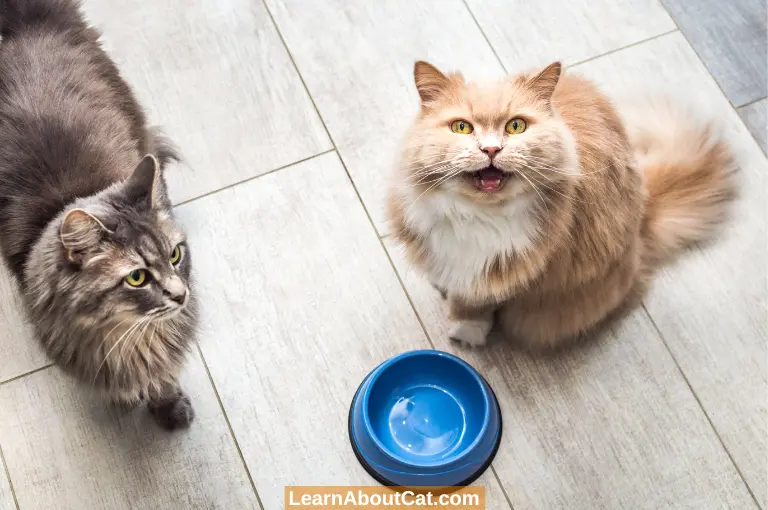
[448,319,492,348]
[149,392,195,430]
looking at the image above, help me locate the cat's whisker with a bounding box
[147,323,158,356]
[129,318,154,362]
[93,316,147,384]
[412,167,463,203]
[410,151,464,166]
[117,315,151,372]
[408,162,458,182]
[410,165,458,185]
[411,159,462,176]
[94,317,131,356]
[412,161,457,174]
[424,167,462,190]
[522,156,612,178]
[524,167,597,205]
[512,170,556,254]
[517,171,551,219]
[408,153,461,166]
[517,158,581,175]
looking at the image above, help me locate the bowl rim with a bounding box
[360,350,492,468]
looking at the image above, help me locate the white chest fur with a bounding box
[403,190,541,297]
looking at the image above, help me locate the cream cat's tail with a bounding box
[621,94,739,269]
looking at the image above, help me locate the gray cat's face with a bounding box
[70,211,192,321]
[50,155,193,324]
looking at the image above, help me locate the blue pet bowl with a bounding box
[348,350,502,487]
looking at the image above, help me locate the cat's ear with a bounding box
[124,154,164,208]
[60,209,109,264]
[527,62,562,105]
[414,61,452,105]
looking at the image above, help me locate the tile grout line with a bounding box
[733,98,768,159]
[656,3,737,109]
[173,149,335,209]
[2,360,271,507]
[641,304,763,510]
[650,5,764,503]
[377,238,437,352]
[460,0,508,73]
[266,1,514,504]
[490,465,515,510]
[737,96,767,110]
[260,0,336,150]
[0,364,53,387]
[260,0,440,353]
[1,363,53,509]
[195,345,265,510]
[569,28,679,69]
[464,0,679,78]
[0,443,20,510]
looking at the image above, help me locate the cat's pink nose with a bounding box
[482,145,502,158]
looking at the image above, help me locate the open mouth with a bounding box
[465,166,513,193]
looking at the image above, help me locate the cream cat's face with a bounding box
[401,61,579,205]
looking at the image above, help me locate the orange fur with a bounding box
[387,61,738,349]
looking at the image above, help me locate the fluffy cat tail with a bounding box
[621,94,739,269]
[0,0,84,39]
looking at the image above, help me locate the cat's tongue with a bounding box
[475,168,504,192]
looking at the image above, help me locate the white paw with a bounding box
[448,320,492,347]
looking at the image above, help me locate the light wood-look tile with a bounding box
[662,0,767,107]
[572,32,767,507]
[0,262,48,383]
[385,240,756,509]
[264,0,505,230]
[175,152,511,509]
[0,354,258,509]
[739,99,767,155]
[0,461,13,510]
[466,0,675,71]
[82,0,332,204]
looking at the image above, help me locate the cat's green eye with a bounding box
[505,118,527,134]
[125,269,147,287]
[450,120,474,134]
[170,245,183,265]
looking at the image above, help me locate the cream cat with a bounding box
[387,61,737,349]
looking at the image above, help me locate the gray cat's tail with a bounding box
[0,0,85,39]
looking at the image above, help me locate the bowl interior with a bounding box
[365,353,488,466]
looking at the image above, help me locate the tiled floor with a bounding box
[0,1,765,509]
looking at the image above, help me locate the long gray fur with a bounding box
[0,0,198,429]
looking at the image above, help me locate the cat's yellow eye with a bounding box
[505,118,527,134]
[170,245,183,265]
[125,269,147,287]
[450,120,474,134]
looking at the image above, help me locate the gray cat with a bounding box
[0,0,197,429]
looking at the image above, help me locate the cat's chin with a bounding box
[462,166,514,193]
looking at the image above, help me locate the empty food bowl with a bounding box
[348,350,502,487]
